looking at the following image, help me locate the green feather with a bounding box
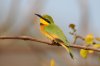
[45,24,69,45]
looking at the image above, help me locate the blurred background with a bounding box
[0,0,100,66]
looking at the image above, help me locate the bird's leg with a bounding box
[51,40,61,46]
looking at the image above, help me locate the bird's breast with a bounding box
[40,25,54,40]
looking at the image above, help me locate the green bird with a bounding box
[35,14,74,59]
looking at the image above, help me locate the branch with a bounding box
[0,36,51,45]
[0,36,100,52]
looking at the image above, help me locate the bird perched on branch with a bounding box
[35,14,74,59]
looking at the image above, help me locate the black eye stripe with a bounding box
[40,23,44,25]
[35,14,50,23]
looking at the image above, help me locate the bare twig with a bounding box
[70,44,100,52]
[0,36,100,52]
[0,36,51,45]
[70,32,84,41]
[70,33,96,44]
[72,36,77,44]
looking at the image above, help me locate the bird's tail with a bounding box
[69,51,74,59]
[54,39,74,59]
[59,42,80,64]
[55,39,80,64]
[59,42,74,59]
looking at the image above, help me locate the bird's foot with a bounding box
[51,40,61,46]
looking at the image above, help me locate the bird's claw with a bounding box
[51,40,60,46]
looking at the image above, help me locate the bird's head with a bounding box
[35,14,54,26]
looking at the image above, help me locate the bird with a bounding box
[35,14,74,59]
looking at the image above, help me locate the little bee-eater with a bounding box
[35,14,74,59]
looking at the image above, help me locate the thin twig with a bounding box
[72,36,77,44]
[70,32,84,40]
[70,32,96,44]
[70,44,100,52]
[0,36,100,52]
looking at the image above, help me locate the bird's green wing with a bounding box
[44,23,69,45]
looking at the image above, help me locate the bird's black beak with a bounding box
[35,14,50,23]
[35,14,43,18]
